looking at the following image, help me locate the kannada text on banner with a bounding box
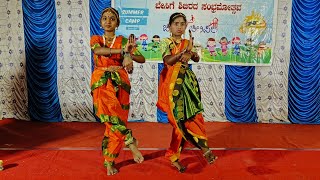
[113,0,277,66]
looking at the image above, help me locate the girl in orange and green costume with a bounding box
[157,12,217,173]
[90,7,145,176]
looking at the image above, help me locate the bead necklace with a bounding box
[102,34,116,48]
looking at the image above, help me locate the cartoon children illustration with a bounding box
[219,37,229,56]
[151,35,160,52]
[257,41,267,58]
[244,38,254,56]
[232,37,241,55]
[139,34,148,51]
[207,38,217,56]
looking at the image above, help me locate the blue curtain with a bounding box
[225,66,257,123]
[288,0,320,124]
[23,0,62,122]
[89,0,111,37]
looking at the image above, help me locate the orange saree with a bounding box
[90,35,137,165]
[157,38,209,162]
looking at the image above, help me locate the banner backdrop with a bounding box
[113,0,277,66]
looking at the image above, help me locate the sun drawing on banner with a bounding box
[239,10,266,36]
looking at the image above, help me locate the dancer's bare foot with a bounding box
[203,149,218,164]
[171,160,186,173]
[128,140,144,163]
[0,160,3,171]
[105,161,118,176]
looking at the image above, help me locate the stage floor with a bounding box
[1,119,320,179]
